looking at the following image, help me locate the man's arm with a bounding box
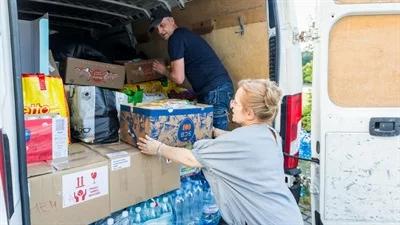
[153,58,185,84]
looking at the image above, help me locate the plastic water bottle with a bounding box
[114,210,129,225]
[161,197,172,213]
[106,218,114,225]
[174,190,185,225]
[184,183,195,224]
[191,181,203,223]
[142,201,150,221]
[155,198,163,218]
[200,204,221,225]
[149,201,157,220]
[132,207,143,225]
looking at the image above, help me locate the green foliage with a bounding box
[302,92,312,132]
[303,62,313,84]
[302,51,313,65]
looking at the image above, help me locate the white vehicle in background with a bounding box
[311,0,400,225]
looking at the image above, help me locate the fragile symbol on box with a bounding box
[62,166,108,208]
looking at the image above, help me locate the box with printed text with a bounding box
[27,143,110,225]
[119,99,213,147]
[64,57,125,89]
[85,142,180,212]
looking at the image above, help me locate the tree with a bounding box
[303,61,313,84]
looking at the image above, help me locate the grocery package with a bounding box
[68,85,119,144]
[22,73,70,142]
[24,115,68,163]
[120,99,213,147]
[85,142,180,212]
[123,80,170,96]
[125,59,164,84]
[22,73,69,118]
[64,57,125,89]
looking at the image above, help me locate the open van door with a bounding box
[0,0,29,225]
[312,1,400,225]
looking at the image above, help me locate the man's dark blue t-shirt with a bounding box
[168,27,232,96]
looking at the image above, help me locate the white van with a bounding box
[311,1,400,225]
[1,0,397,225]
[1,1,303,224]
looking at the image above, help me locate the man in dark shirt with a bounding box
[149,7,233,130]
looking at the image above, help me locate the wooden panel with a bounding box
[328,15,400,107]
[133,0,266,37]
[202,22,269,88]
[172,0,266,29]
[335,0,400,4]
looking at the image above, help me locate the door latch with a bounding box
[369,117,400,137]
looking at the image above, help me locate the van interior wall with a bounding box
[135,0,269,89]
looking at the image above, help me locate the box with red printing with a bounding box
[25,115,68,163]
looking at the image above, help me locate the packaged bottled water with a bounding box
[184,183,195,224]
[200,204,221,225]
[174,189,185,225]
[93,217,114,225]
[142,201,150,221]
[114,210,129,225]
[193,181,204,222]
[149,202,157,220]
[132,207,143,225]
[155,198,163,218]
[106,218,114,225]
[161,197,172,213]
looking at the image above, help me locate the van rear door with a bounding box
[312,1,400,225]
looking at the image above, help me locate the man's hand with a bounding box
[152,60,168,76]
[137,135,163,156]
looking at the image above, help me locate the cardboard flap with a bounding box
[27,161,54,178]
[52,143,103,171]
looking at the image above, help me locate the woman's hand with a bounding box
[212,126,229,138]
[137,135,163,156]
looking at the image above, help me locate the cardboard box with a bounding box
[28,144,110,225]
[125,59,164,84]
[24,115,68,164]
[85,142,180,212]
[65,57,125,89]
[120,100,213,147]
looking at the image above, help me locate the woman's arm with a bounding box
[213,127,230,138]
[137,135,203,168]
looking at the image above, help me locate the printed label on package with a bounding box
[62,166,108,208]
[106,151,131,171]
[177,118,195,142]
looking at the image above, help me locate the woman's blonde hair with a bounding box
[238,79,282,123]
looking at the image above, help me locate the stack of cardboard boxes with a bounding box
[26,57,213,224]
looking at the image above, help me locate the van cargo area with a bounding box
[1,0,305,225]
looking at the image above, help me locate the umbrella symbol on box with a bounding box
[91,172,97,184]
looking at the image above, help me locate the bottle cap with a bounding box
[162,197,169,203]
[107,218,114,225]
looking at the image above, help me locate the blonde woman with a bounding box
[138,79,303,225]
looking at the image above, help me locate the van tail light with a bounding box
[280,93,302,170]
